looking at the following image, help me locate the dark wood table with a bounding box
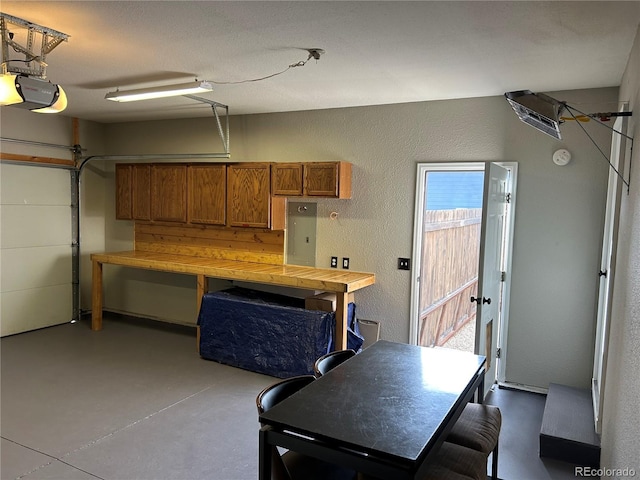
[258,340,486,480]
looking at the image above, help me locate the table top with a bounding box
[91,251,375,293]
[259,340,486,464]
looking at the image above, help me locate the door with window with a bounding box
[411,162,515,395]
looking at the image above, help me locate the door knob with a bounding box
[470,296,480,304]
[482,297,491,305]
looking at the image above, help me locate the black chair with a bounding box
[313,349,356,377]
[257,375,357,480]
[257,375,315,415]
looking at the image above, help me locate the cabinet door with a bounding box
[227,163,271,228]
[188,164,226,225]
[272,163,303,196]
[151,164,187,222]
[115,164,133,220]
[304,162,352,198]
[132,164,151,220]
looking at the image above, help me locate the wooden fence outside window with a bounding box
[418,208,482,348]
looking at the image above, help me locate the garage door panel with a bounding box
[1,205,71,248]
[1,245,72,291]
[0,284,72,336]
[1,164,70,205]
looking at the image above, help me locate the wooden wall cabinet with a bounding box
[271,161,352,199]
[305,161,351,198]
[227,163,285,229]
[132,164,151,220]
[115,164,151,220]
[188,164,226,225]
[272,163,303,196]
[114,161,352,230]
[151,164,187,222]
[115,164,133,219]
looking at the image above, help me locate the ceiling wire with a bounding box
[564,105,630,192]
[210,49,322,85]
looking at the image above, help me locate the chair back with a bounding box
[256,375,315,414]
[313,349,356,377]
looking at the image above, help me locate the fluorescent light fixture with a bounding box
[0,74,67,113]
[505,90,565,140]
[105,80,213,102]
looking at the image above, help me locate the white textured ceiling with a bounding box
[2,1,640,123]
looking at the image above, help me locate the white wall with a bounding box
[503,87,616,389]
[601,24,640,476]
[102,88,616,390]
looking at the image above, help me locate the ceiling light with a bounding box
[0,74,67,113]
[105,81,213,102]
[505,90,565,140]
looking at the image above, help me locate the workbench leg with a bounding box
[335,292,349,351]
[196,274,208,314]
[196,275,208,354]
[91,259,103,331]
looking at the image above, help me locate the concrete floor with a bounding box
[1,314,582,480]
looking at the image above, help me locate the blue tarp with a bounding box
[198,288,363,378]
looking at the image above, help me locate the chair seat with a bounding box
[447,403,502,454]
[421,442,488,480]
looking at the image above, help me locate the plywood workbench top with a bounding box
[91,251,376,293]
[90,251,376,350]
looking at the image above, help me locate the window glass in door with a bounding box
[416,168,484,352]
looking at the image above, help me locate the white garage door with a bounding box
[1,163,72,336]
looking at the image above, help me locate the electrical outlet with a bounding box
[342,257,350,269]
[330,256,338,268]
[398,258,411,270]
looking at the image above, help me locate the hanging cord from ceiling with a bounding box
[210,48,324,85]
[564,104,633,193]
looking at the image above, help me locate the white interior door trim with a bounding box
[592,113,628,433]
